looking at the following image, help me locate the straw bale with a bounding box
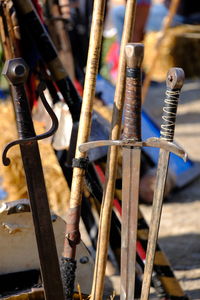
[143,25,200,82]
[0,101,70,218]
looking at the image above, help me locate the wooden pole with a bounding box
[46,0,75,81]
[62,0,106,297]
[0,1,16,60]
[90,1,137,300]
[142,0,181,103]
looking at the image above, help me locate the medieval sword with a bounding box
[79,53,187,299]
[140,67,185,300]
[119,43,144,300]
[2,58,65,300]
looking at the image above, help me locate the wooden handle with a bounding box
[123,43,144,141]
[160,67,185,142]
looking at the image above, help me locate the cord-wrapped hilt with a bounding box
[160,68,185,142]
[123,43,144,141]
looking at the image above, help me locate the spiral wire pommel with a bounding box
[160,68,185,142]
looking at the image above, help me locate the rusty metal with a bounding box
[2,58,65,300]
[140,67,185,300]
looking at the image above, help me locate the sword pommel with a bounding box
[125,43,144,68]
[161,67,185,142]
[166,67,185,90]
[2,58,35,141]
[123,43,144,141]
[2,58,29,85]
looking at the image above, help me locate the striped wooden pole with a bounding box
[90,1,138,300]
[61,0,107,298]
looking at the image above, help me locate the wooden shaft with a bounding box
[4,1,20,58]
[142,0,181,103]
[0,2,16,60]
[90,2,137,300]
[63,0,106,254]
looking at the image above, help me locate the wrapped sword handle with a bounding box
[160,68,185,142]
[123,43,144,141]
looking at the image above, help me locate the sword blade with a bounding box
[20,142,65,300]
[121,147,141,300]
[140,149,169,300]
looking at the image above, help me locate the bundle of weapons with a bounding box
[0,0,190,299]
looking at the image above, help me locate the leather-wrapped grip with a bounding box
[160,68,185,142]
[12,84,36,139]
[123,67,142,141]
[123,43,144,141]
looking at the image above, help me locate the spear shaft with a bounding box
[61,0,106,298]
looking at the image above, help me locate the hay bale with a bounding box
[0,101,70,218]
[143,25,200,81]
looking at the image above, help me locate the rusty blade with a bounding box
[121,147,141,300]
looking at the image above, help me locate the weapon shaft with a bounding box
[140,68,185,300]
[2,58,65,300]
[60,0,106,298]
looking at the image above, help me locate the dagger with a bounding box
[140,67,185,300]
[2,58,65,300]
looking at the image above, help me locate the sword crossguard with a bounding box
[79,62,187,161]
[2,58,59,166]
[78,137,187,161]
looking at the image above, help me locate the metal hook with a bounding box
[2,82,59,166]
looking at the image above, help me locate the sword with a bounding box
[79,50,186,298]
[2,58,65,300]
[120,43,143,300]
[140,67,185,300]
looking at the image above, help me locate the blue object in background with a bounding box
[96,75,200,188]
[0,188,7,200]
[0,89,8,100]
